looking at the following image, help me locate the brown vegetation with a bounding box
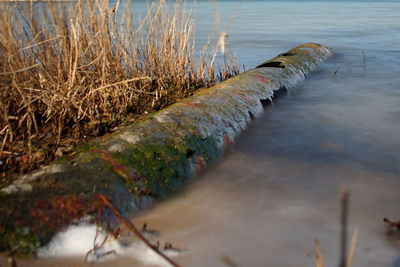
[0,0,239,178]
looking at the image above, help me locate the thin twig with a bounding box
[97,194,181,267]
[93,77,152,91]
[0,64,39,75]
[220,254,240,267]
[19,35,62,52]
[347,228,358,267]
[314,239,324,267]
[332,67,340,77]
[339,188,349,267]
[84,223,108,262]
[362,51,367,72]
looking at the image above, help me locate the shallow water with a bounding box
[2,0,400,266]
[123,50,400,266]
[116,1,400,266]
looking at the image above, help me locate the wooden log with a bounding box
[0,43,332,254]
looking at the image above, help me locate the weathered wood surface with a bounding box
[0,43,332,254]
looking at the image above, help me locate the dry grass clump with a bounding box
[0,0,240,178]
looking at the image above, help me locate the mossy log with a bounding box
[0,43,332,254]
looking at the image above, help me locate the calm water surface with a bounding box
[125,1,400,266]
[4,1,400,266]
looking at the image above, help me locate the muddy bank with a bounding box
[0,43,331,255]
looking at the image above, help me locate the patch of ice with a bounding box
[37,222,183,266]
[37,222,123,261]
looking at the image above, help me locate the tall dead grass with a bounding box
[0,0,240,177]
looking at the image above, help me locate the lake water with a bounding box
[118,1,400,266]
[2,0,400,266]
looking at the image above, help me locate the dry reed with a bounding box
[0,0,240,178]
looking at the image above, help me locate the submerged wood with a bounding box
[0,43,332,254]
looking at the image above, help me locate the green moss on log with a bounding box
[110,134,219,198]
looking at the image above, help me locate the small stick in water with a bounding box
[314,239,325,267]
[220,253,240,267]
[362,51,367,72]
[339,188,349,267]
[141,222,160,236]
[315,189,357,267]
[347,228,358,267]
[332,67,340,77]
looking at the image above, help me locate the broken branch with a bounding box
[97,194,181,267]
